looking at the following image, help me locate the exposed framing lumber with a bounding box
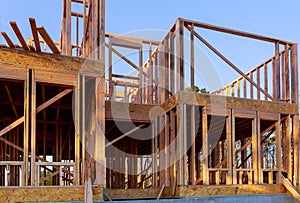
[95,76,106,186]
[275,115,282,184]
[29,18,41,52]
[252,114,258,184]
[4,85,19,118]
[1,32,15,48]
[202,107,209,185]
[231,109,237,184]
[291,44,299,104]
[30,70,37,186]
[286,115,292,181]
[190,105,196,185]
[10,21,29,50]
[175,19,184,91]
[282,174,300,201]
[257,112,263,184]
[186,24,273,101]
[0,88,72,137]
[292,115,299,186]
[105,32,160,46]
[105,124,146,147]
[182,18,292,45]
[37,27,61,54]
[274,42,280,101]
[226,113,233,184]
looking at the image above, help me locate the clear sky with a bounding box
[0,0,300,88]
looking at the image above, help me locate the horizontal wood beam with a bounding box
[179,92,298,114]
[182,18,294,45]
[0,48,104,75]
[105,32,160,45]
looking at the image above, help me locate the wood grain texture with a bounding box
[0,186,103,202]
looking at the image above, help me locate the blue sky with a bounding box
[0,0,299,89]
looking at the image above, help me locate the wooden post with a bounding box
[202,107,209,185]
[285,45,290,102]
[250,73,253,99]
[274,42,280,101]
[152,119,158,187]
[165,112,170,187]
[158,42,165,104]
[252,115,258,184]
[190,24,195,91]
[81,75,86,184]
[23,70,30,186]
[139,46,143,103]
[175,19,184,91]
[95,76,106,186]
[148,43,153,104]
[62,0,72,55]
[177,104,186,186]
[257,112,263,184]
[170,109,176,191]
[257,68,261,100]
[292,115,299,187]
[286,115,292,181]
[264,63,268,101]
[190,105,196,185]
[291,44,298,104]
[108,38,113,100]
[226,113,233,184]
[243,78,247,98]
[275,114,282,184]
[159,115,166,186]
[30,70,37,186]
[272,58,275,99]
[170,32,175,95]
[231,109,237,184]
[98,0,105,61]
[281,53,286,101]
[165,36,170,101]
[74,75,81,185]
[237,80,240,98]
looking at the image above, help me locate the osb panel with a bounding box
[177,185,287,197]
[0,186,103,202]
[179,92,298,115]
[0,48,104,76]
[106,188,172,199]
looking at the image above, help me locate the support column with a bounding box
[257,112,263,184]
[23,70,30,186]
[231,109,237,184]
[252,115,258,184]
[292,115,299,187]
[175,19,184,92]
[275,115,282,184]
[202,107,209,185]
[30,70,37,186]
[74,75,81,185]
[226,113,233,184]
[190,105,196,185]
[95,76,106,186]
